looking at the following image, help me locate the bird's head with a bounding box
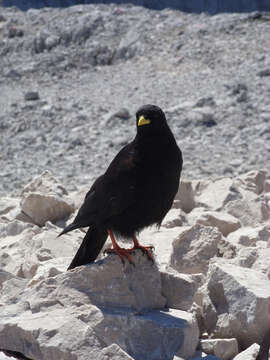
[136,104,169,135]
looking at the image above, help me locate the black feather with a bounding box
[59,104,183,270]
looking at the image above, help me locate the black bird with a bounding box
[59,104,183,270]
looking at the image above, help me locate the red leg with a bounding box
[131,236,154,262]
[105,229,135,265]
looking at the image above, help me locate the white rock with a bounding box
[0,222,76,279]
[205,260,270,348]
[140,226,183,270]
[190,352,221,360]
[0,223,41,276]
[227,225,270,247]
[160,269,202,311]
[0,197,20,218]
[170,224,222,274]
[20,170,75,226]
[193,210,241,236]
[235,170,266,195]
[225,189,269,226]
[97,344,134,360]
[162,208,187,228]
[98,308,199,360]
[0,219,34,237]
[0,252,199,360]
[175,179,196,213]
[0,270,17,289]
[232,343,260,360]
[251,247,270,279]
[193,177,236,211]
[0,352,17,360]
[200,338,239,360]
[64,250,166,311]
[27,257,71,286]
[232,247,258,268]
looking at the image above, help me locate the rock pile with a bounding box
[0,168,270,359]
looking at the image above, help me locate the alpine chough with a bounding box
[59,104,183,270]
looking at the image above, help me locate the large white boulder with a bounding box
[20,170,75,226]
[0,251,199,360]
[204,259,270,348]
[235,170,266,195]
[227,225,270,247]
[160,269,203,311]
[232,343,260,360]
[191,210,241,236]
[170,224,222,274]
[200,338,239,360]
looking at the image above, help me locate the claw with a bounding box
[131,236,154,262]
[105,247,135,266]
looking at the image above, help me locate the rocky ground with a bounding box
[1,3,270,360]
[0,4,270,197]
[0,169,270,360]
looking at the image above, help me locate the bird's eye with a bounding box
[138,116,151,126]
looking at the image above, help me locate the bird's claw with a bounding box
[131,244,154,262]
[104,247,135,266]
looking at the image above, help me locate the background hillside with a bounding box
[0,4,269,196]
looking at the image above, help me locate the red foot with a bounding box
[130,237,154,262]
[106,229,135,265]
[104,247,135,265]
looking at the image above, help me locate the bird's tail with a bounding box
[58,222,79,237]
[67,227,108,270]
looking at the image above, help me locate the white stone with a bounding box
[98,308,199,360]
[0,252,199,360]
[205,260,270,348]
[190,352,221,360]
[232,247,258,268]
[235,170,266,195]
[200,338,239,360]
[194,210,241,236]
[0,223,41,276]
[64,250,166,311]
[170,224,222,274]
[225,189,269,226]
[0,197,20,219]
[0,352,17,360]
[251,247,270,279]
[160,269,202,311]
[232,343,260,360]
[20,170,75,226]
[140,226,183,270]
[97,344,134,360]
[162,208,187,228]
[227,226,270,247]
[175,179,196,213]
[0,222,76,279]
[193,177,236,211]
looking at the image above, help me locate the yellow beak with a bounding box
[138,115,151,126]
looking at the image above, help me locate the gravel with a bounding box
[0,4,269,196]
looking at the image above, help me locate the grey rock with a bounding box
[200,338,239,360]
[64,250,166,312]
[257,69,270,77]
[161,269,201,311]
[20,170,75,226]
[170,224,222,274]
[97,344,134,360]
[24,91,40,101]
[0,6,269,196]
[205,259,270,348]
[232,343,260,360]
[0,251,199,360]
